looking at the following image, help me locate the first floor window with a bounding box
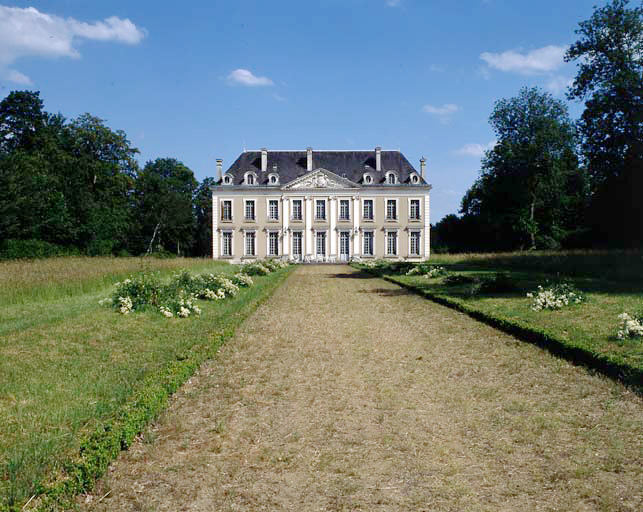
[410,231,421,256]
[387,199,397,220]
[292,231,302,257]
[222,200,232,221]
[245,200,255,221]
[387,231,398,255]
[316,231,326,256]
[268,231,279,256]
[363,231,374,256]
[363,199,374,220]
[292,199,302,220]
[316,199,326,220]
[268,199,279,220]
[339,199,350,220]
[410,199,420,220]
[245,231,255,256]
[222,231,232,256]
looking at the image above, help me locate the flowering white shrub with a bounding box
[526,283,584,311]
[159,305,174,318]
[118,296,133,315]
[233,272,253,287]
[423,266,447,279]
[202,288,225,300]
[616,313,643,340]
[406,267,421,275]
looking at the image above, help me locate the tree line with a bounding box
[432,0,643,252]
[0,91,214,258]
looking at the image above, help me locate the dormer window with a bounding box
[268,173,279,185]
[410,173,420,184]
[244,171,257,185]
[386,171,398,185]
[222,174,233,185]
[363,173,373,184]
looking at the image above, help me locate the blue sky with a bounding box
[0,0,599,222]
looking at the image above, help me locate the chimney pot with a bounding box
[420,157,426,178]
[261,148,268,173]
[307,147,313,171]
[375,146,382,172]
[216,159,223,181]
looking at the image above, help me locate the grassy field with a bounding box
[357,250,643,390]
[0,257,293,510]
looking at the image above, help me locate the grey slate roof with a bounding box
[218,150,427,187]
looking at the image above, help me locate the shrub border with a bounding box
[359,267,642,395]
[21,266,295,512]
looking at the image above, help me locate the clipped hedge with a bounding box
[21,266,294,512]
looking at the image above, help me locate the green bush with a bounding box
[0,239,77,260]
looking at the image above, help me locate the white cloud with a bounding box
[546,75,574,95]
[422,103,460,123]
[227,68,274,87]
[480,45,567,75]
[455,140,497,158]
[0,6,145,84]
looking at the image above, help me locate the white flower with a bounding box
[159,306,174,318]
[616,312,643,340]
[118,296,133,314]
[178,307,190,318]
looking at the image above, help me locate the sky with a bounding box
[0,0,601,223]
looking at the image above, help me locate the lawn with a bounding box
[356,250,643,390]
[0,256,294,510]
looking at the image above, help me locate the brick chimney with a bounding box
[261,148,268,172]
[307,147,313,171]
[216,159,223,180]
[375,146,382,171]
[420,156,426,178]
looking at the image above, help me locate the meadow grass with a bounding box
[0,257,293,509]
[0,256,225,305]
[359,251,643,388]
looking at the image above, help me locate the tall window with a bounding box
[363,199,374,220]
[292,199,302,221]
[339,199,350,220]
[292,231,302,257]
[409,199,421,220]
[268,199,279,221]
[245,231,256,256]
[222,200,232,221]
[245,200,255,221]
[387,231,397,255]
[268,231,279,256]
[387,173,396,184]
[222,232,232,256]
[315,199,326,220]
[316,231,326,256]
[386,199,397,220]
[246,174,255,185]
[363,231,374,256]
[410,231,421,256]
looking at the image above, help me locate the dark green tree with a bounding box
[134,158,198,255]
[193,177,215,257]
[0,91,46,154]
[565,0,643,247]
[460,87,585,250]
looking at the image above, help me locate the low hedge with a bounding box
[19,266,294,512]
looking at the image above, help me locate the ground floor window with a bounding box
[387,231,398,256]
[363,231,374,256]
[410,231,421,256]
[222,231,232,256]
[268,231,279,256]
[316,231,326,256]
[292,231,302,257]
[245,231,256,256]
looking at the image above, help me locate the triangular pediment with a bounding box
[282,168,360,190]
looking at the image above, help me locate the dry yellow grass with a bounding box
[80,266,643,512]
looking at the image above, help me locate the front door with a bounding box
[339,231,350,261]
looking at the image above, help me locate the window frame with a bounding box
[315,198,327,221]
[291,230,303,258]
[385,171,398,185]
[386,229,398,256]
[409,198,421,221]
[362,229,375,257]
[244,199,256,221]
[338,198,350,221]
[244,171,258,185]
[221,199,233,222]
[222,174,233,185]
[315,230,327,257]
[244,230,256,257]
[386,198,398,221]
[291,198,303,221]
[362,198,374,221]
[267,198,279,221]
[409,230,421,257]
[267,230,280,257]
[221,230,233,257]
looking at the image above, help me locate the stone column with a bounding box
[329,197,337,259]
[282,196,289,258]
[305,196,313,257]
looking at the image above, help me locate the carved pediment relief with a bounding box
[282,168,360,190]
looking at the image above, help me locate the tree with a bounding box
[134,158,198,255]
[0,91,46,154]
[565,0,643,247]
[193,177,215,257]
[460,87,584,250]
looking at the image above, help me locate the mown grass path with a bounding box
[83,265,643,511]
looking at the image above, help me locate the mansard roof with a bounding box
[217,149,427,187]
